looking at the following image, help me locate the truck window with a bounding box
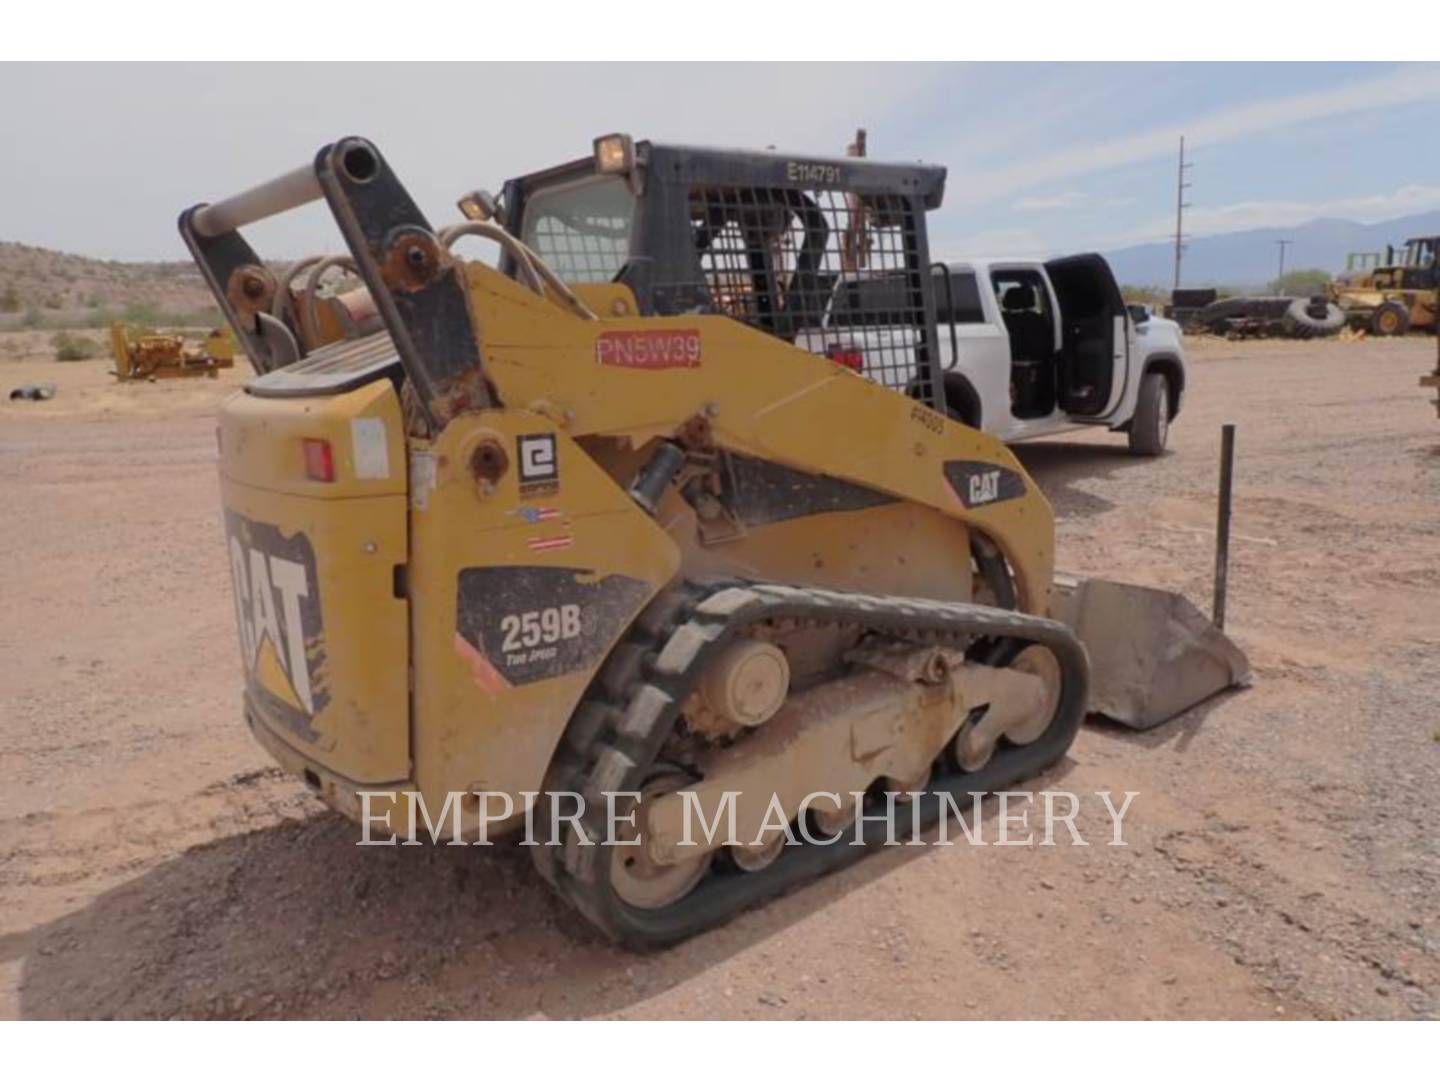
[828,275,923,327]
[992,272,1054,319]
[932,270,984,323]
[520,174,636,284]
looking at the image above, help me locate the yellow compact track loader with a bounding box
[180,136,1245,946]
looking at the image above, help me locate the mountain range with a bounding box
[5,206,1440,315]
[1103,210,1440,290]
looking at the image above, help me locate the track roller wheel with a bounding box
[953,644,1062,771]
[1003,645,1062,745]
[953,710,998,773]
[729,831,788,872]
[888,763,935,802]
[609,773,713,911]
[808,794,858,838]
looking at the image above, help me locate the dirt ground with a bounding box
[1,334,1437,1020]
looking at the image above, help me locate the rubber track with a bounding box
[537,581,1090,948]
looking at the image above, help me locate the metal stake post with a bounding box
[1213,424,1236,629]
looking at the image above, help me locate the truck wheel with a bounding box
[1128,372,1169,457]
[1372,302,1409,336]
[942,374,982,429]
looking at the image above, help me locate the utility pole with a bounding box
[1274,239,1292,290]
[1173,135,1192,292]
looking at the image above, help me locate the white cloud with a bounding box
[957,64,1440,207]
[1013,190,1134,212]
[934,227,1051,260]
[1013,191,1087,211]
[0,62,932,259]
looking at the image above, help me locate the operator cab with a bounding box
[481,134,951,410]
[1392,236,1439,289]
[1400,236,1437,269]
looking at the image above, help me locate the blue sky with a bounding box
[1,62,1436,261]
[910,62,1440,257]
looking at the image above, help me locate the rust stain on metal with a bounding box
[677,413,715,452]
[226,264,277,317]
[431,365,493,425]
[381,229,444,294]
[470,438,509,488]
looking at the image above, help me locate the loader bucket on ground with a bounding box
[1050,575,1251,730]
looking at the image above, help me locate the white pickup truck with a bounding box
[804,254,1187,456]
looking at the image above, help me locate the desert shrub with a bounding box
[181,306,224,329]
[122,300,163,326]
[1271,269,1331,297]
[1121,285,1168,306]
[0,285,19,313]
[21,307,45,328]
[51,331,98,362]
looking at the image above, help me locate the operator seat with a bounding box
[1001,283,1055,418]
[1000,283,1051,362]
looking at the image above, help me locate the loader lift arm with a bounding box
[179,138,491,428]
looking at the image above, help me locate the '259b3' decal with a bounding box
[454,566,651,691]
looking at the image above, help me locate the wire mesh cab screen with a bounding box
[502,146,946,407]
[519,174,636,284]
[683,185,933,398]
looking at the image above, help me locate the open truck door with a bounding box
[1045,253,1129,419]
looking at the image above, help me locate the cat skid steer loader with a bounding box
[180,136,1246,946]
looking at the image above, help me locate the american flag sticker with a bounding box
[514,506,562,524]
[527,534,574,553]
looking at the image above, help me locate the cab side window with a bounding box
[932,270,984,324]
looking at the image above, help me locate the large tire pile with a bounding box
[1282,297,1346,338]
[1196,295,1345,339]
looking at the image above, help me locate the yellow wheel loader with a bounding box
[179,136,1245,947]
[1330,235,1439,336]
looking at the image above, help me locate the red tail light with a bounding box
[303,438,335,482]
[826,345,864,371]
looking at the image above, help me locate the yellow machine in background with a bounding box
[1330,235,1439,336]
[179,136,1246,947]
[109,322,234,381]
